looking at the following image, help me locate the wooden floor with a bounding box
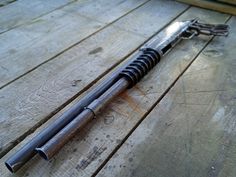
[0,0,235,176]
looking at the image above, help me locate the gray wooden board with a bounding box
[0,0,188,158]
[97,16,236,177]
[0,7,229,177]
[113,0,186,37]
[60,0,147,24]
[0,0,148,89]
[0,0,73,33]
[0,0,15,7]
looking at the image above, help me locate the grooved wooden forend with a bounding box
[0,0,234,176]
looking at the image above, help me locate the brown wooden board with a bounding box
[219,0,236,5]
[177,0,236,15]
[97,16,236,177]
[0,6,229,177]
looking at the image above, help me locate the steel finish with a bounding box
[5,19,229,173]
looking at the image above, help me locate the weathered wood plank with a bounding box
[61,0,147,24]
[219,0,236,5]
[113,0,186,37]
[177,0,236,15]
[0,0,73,33]
[0,24,146,158]
[0,7,229,177]
[0,0,187,158]
[0,0,16,7]
[97,16,236,177]
[0,0,148,89]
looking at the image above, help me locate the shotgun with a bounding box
[5,19,229,173]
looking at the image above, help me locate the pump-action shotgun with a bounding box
[5,19,229,173]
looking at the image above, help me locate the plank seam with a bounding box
[0,0,151,90]
[91,14,232,177]
[0,0,154,157]
[110,24,147,38]
[1,2,190,158]
[0,0,17,8]
[0,0,78,34]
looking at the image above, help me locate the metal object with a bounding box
[189,19,229,36]
[5,19,229,173]
[36,78,129,160]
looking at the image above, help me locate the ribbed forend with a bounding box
[119,48,161,88]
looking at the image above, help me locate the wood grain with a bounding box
[0,7,229,177]
[177,0,236,15]
[0,0,188,159]
[98,16,236,177]
[0,0,148,88]
[0,0,73,33]
[219,0,236,5]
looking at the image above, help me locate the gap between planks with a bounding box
[0,0,151,90]
[0,6,228,176]
[0,0,77,34]
[0,0,16,7]
[92,14,233,177]
[0,0,188,157]
[0,0,152,157]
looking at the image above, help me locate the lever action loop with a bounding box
[181,29,199,39]
[189,19,229,36]
[5,18,229,173]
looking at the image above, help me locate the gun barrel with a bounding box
[5,69,120,173]
[3,20,191,173]
[5,19,228,173]
[36,78,129,160]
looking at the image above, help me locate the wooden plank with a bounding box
[0,7,229,177]
[113,0,188,37]
[177,0,236,15]
[97,16,236,177]
[218,0,236,5]
[0,0,188,158]
[0,0,15,7]
[61,0,148,24]
[0,0,73,33]
[0,0,148,89]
